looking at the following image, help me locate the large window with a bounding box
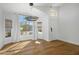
[19,15,33,35]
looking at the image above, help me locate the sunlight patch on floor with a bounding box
[0,41,31,54]
[35,41,41,44]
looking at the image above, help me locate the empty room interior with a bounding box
[0,3,79,55]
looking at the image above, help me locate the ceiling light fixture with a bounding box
[29,3,34,6]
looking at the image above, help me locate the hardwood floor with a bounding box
[0,39,79,55]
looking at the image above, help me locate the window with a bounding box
[37,22,43,34]
[5,19,12,37]
[19,15,33,35]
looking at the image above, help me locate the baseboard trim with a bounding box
[56,39,79,46]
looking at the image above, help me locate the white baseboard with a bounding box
[46,39,79,46]
[57,39,79,46]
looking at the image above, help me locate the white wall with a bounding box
[0,9,5,48]
[58,3,79,45]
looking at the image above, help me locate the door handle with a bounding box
[51,27,52,32]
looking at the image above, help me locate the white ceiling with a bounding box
[34,3,63,7]
[33,3,64,15]
[0,3,64,16]
[33,3,52,7]
[0,3,40,16]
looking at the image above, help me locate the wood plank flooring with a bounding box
[0,39,79,55]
